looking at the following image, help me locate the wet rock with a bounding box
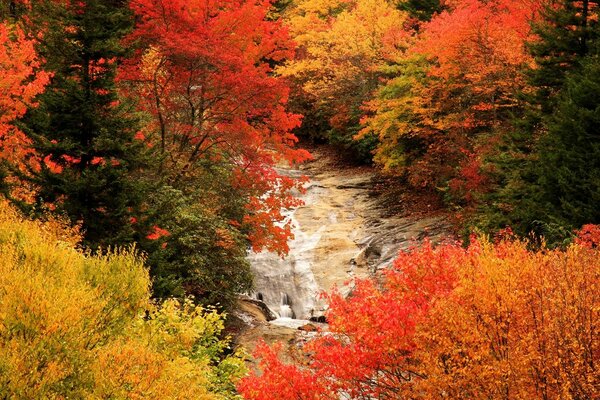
[310,315,327,323]
[237,295,278,321]
[298,323,319,332]
[246,147,451,326]
[237,147,454,367]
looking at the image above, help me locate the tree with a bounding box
[0,201,245,399]
[116,0,310,305]
[360,0,541,199]
[18,0,147,248]
[475,0,600,241]
[121,0,310,256]
[527,0,600,114]
[137,185,253,308]
[396,0,446,24]
[279,0,408,160]
[533,55,600,235]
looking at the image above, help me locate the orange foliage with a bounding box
[361,0,544,199]
[239,234,600,399]
[416,0,542,130]
[0,22,50,198]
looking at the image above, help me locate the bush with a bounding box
[0,201,245,399]
[239,235,599,399]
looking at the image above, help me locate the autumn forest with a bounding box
[0,0,598,398]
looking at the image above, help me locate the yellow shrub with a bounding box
[0,202,245,399]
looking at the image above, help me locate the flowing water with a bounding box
[245,150,450,330]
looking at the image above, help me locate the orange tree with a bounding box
[239,230,599,399]
[360,0,542,204]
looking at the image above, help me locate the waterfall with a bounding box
[279,293,295,319]
[247,169,326,322]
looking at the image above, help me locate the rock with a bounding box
[237,295,278,321]
[298,323,319,332]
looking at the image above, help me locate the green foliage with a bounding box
[534,56,600,233]
[329,127,378,164]
[19,0,147,249]
[527,0,600,114]
[395,0,444,22]
[139,184,253,310]
[360,56,431,174]
[0,201,245,399]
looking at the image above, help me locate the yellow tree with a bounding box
[279,0,408,156]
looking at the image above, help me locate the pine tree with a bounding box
[528,0,600,114]
[534,55,600,234]
[20,0,146,248]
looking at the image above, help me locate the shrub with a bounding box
[0,201,245,399]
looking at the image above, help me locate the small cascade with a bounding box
[239,150,451,343]
[279,293,295,319]
[247,169,326,321]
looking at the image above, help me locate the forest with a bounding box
[0,0,598,398]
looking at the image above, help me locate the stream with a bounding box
[241,149,450,333]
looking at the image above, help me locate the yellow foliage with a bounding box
[279,0,407,107]
[0,201,245,399]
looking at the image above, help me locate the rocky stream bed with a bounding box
[231,148,452,363]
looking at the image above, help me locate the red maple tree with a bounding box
[119,0,311,254]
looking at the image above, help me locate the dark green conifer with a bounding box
[526,0,599,122]
[21,0,146,248]
[535,55,600,232]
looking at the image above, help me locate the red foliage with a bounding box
[575,224,600,248]
[120,0,311,255]
[366,0,544,200]
[447,149,489,203]
[239,239,471,399]
[146,225,170,240]
[239,237,600,399]
[237,341,327,400]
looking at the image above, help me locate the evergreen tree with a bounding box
[476,0,600,242]
[527,0,600,115]
[534,55,600,234]
[20,0,146,248]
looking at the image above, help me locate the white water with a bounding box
[247,180,327,321]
